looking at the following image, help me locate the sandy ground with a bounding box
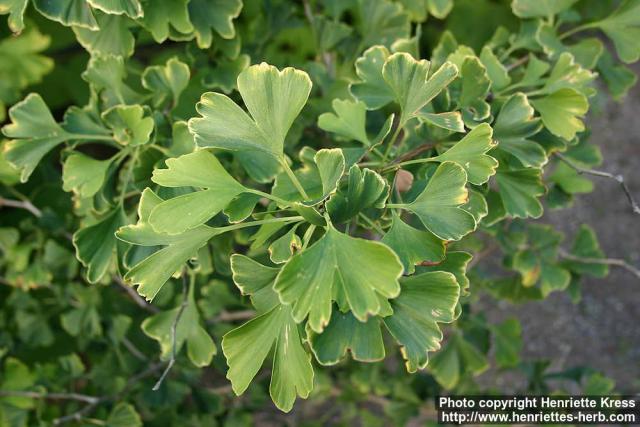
[476,77,640,392]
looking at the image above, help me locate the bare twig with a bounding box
[152,272,190,391]
[122,337,148,362]
[558,248,640,280]
[0,198,42,218]
[0,390,99,404]
[114,276,160,313]
[208,310,255,324]
[506,55,529,71]
[555,153,640,216]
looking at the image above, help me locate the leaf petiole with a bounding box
[280,158,310,200]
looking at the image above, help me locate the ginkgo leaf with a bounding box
[102,105,154,146]
[142,282,216,367]
[317,99,369,145]
[427,0,453,19]
[188,0,242,46]
[391,162,476,241]
[350,46,394,110]
[491,318,522,368]
[597,50,638,101]
[326,165,389,223]
[273,224,403,332]
[493,93,546,168]
[308,310,385,365]
[87,0,143,18]
[479,46,511,91]
[428,334,488,389]
[222,304,314,412]
[563,225,608,277]
[594,0,640,63]
[269,225,302,264]
[82,54,142,106]
[382,52,458,125]
[541,52,596,96]
[73,13,135,57]
[530,88,588,141]
[416,111,465,133]
[142,57,190,108]
[2,94,69,182]
[431,123,497,185]
[511,0,578,18]
[149,151,246,234]
[356,0,410,48]
[189,63,312,180]
[417,251,473,296]
[116,189,219,300]
[32,0,98,30]
[314,149,345,197]
[383,271,460,372]
[0,0,27,33]
[73,205,127,283]
[62,153,111,198]
[230,254,280,313]
[495,168,545,218]
[202,54,251,94]
[381,212,445,274]
[106,403,142,427]
[456,56,492,125]
[139,0,193,43]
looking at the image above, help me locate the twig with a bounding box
[114,276,160,313]
[555,153,640,216]
[208,310,255,324]
[506,55,529,71]
[0,198,42,218]
[152,272,190,391]
[122,337,148,362]
[558,248,640,280]
[0,390,99,404]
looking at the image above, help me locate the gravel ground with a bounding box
[476,76,640,392]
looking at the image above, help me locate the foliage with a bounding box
[0,0,638,425]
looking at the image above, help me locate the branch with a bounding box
[208,309,255,324]
[555,153,640,216]
[152,272,190,391]
[0,198,42,218]
[558,248,640,280]
[0,390,99,404]
[113,276,160,313]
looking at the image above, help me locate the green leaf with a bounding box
[87,0,143,18]
[491,318,522,368]
[32,0,98,30]
[416,111,465,133]
[429,334,488,389]
[116,189,218,300]
[416,251,472,296]
[530,89,588,141]
[102,105,154,146]
[142,57,190,108]
[594,0,640,63]
[274,224,403,332]
[2,94,69,182]
[511,0,578,18]
[563,225,608,277]
[189,63,312,179]
[382,52,458,125]
[82,54,141,106]
[149,150,246,234]
[495,168,545,218]
[139,0,193,43]
[202,54,251,94]
[431,123,497,185]
[73,205,127,283]
[308,310,385,365]
[541,52,596,96]
[0,0,28,32]
[326,165,389,223]
[222,305,313,412]
[73,13,135,57]
[356,0,410,47]
[317,99,369,145]
[62,153,111,198]
[456,56,492,125]
[315,148,345,197]
[269,226,302,264]
[493,93,546,168]
[142,283,216,367]
[106,403,142,427]
[597,50,638,101]
[188,0,242,46]
[427,0,453,19]
[383,271,459,372]
[479,46,511,91]
[350,46,394,110]
[396,162,476,241]
[381,212,445,274]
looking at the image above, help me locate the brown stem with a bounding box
[558,248,640,280]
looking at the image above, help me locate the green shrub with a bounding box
[0,0,638,424]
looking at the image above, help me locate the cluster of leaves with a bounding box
[0,0,638,424]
